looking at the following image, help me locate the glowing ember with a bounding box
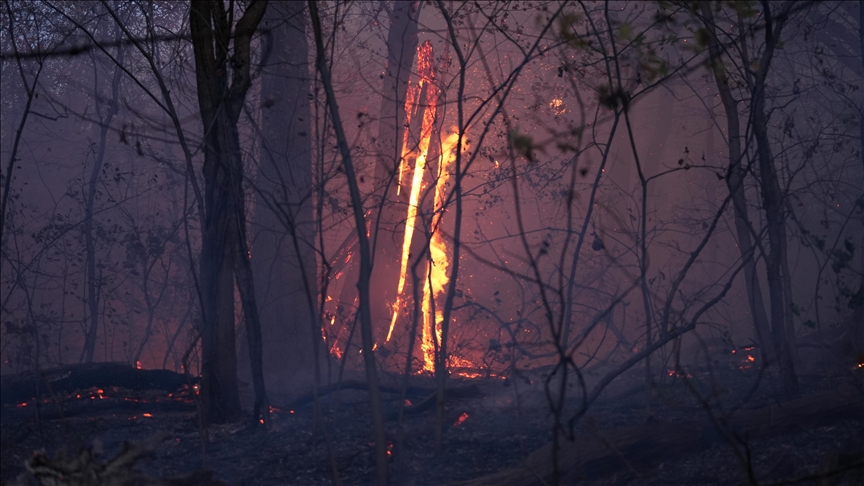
[454,370,484,379]
[453,412,469,426]
[142,413,152,418]
[667,369,692,378]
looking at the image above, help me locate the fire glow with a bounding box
[453,412,469,426]
[383,41,470,374]
[387,40,439,344]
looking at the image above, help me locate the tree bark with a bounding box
[81,27,123,363]
[190,0,268,424]
[700,3,774,364]
[308,3,388,483]
[748,3,799,398]
[253,0,318,390]
[234,229,270,426]
[367,0,420,338]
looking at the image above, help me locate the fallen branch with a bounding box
[289,379,483,414]
[1,363,189,405]
[11,432,228,486]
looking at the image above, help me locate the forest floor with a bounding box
[1,362,862,485]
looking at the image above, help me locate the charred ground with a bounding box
[2,362,861,485]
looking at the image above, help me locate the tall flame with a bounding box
[384,42,468,375]
[387,41,437,341]
[420,131,459,372]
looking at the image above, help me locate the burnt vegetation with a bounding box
[1,1,863,485]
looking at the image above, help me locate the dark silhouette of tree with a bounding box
[189,0,268,424]
[308,2,389,482]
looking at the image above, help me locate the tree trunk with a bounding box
[700,4,774,364]
[253,0,319,390]
[234,231,270,426]
[367,0,420,338]
[81,29,123,364]
[308,3,389,482]
[747,5,799,399]
[190,0,268,424]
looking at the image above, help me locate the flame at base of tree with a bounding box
[382,40,470,374]
[323,41,479,375]
[419,131,460,372]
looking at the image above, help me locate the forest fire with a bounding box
[2,1,863,485]
[377,40,476,374]
[387,40,438,344]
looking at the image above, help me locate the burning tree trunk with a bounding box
[252,0,319,390]
[365,0,420,336]
[190,0,268,424]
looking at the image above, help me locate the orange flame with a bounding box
[384,41,473,375]
[387,41,438,342]
[418,131,461,371]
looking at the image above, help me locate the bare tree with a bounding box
[189,0,268,424]
[308,2,389,483]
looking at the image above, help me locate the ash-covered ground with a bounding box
[1,363,862,485]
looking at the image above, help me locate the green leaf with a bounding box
[619,23,632,41]
[508,129,539,163]
[789,303,801,316]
